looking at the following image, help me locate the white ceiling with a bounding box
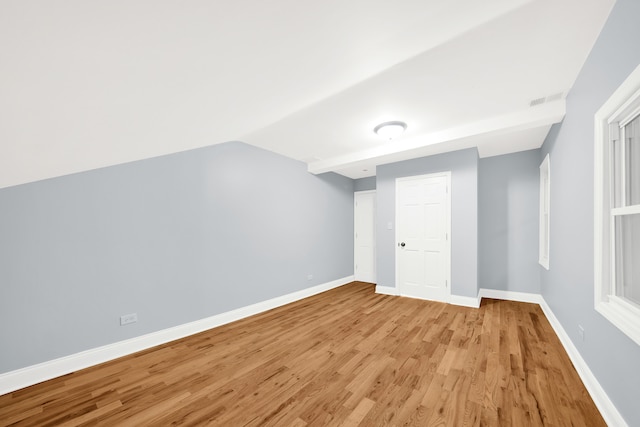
[0,0,615,188]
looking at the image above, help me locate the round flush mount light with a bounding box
[373,121,407,140]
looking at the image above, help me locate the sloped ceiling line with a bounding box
[0,0,615,188]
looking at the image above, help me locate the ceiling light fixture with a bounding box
[374,121,407,140]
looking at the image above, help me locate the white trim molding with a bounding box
[478,288,543,305]
[374,287,627,425]
[594,63,640,347]
[0,275,354,396]
[539,153,551,270]
[539,300,628,427]
[383,290,480,308]
[375,285,399,296]
[1,280,628,425]
[449,294,481,308]
[476,288,627,426]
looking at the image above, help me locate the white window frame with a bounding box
[539,154,550,270]
[594,64,640,346]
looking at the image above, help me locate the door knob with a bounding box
[400,242,406,247]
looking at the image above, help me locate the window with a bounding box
[595,64,640,346]
[539,154,550,270]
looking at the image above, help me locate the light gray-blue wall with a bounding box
[354,176,376,192]
[376,148,478,297]
[539,0,640,424]
[479,150,540,294]
[0,141,354,374]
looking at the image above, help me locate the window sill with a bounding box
[595,297,640,346]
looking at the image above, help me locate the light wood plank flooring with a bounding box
[0,282,605,426]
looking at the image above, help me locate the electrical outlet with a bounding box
[120,313,138,326]
[307,274,313,281]
[578,325,585,341]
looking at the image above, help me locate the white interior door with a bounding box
[396,173,451,302]
[354,191,376,283]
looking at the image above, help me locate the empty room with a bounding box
[1,0,639,425]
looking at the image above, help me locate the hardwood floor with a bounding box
[0,282,605,426]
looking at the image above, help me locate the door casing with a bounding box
[395,171,451,302]
[354,190,376,283]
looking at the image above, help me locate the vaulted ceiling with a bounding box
[0,0,616,188]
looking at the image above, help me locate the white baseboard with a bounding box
[375,286,479,309]
[449,294,480,308]
[375,285,399,296]
[0,275,354,396]
[478,288,626,426]
[478,288,544,305]
[538,299,628,427]
[2,278,627,426]
[384,286,627,426]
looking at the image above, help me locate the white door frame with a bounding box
[354,190,376,283]
[395,171,451,302]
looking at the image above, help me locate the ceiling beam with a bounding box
[307,100,566,175]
